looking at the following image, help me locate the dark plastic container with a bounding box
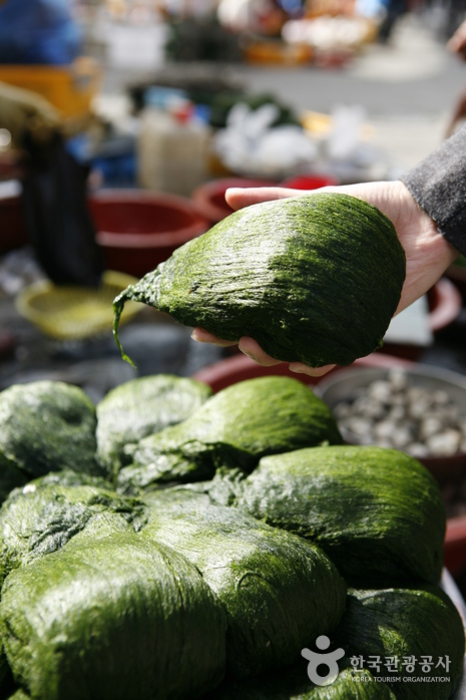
[0,194,28,255]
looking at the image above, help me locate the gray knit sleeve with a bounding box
[400,124,466,257]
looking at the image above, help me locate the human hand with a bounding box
[445,89,466,138]
[0,81,61,148]
[447,19,466,61]
[191,181,459,376]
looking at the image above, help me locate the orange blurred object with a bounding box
[243,38,313,65]
[0,57,101,121]
[304,0,355,17]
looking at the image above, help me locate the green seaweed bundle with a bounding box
[96,374,212,476]
[113,193,406,368]
[6,691,29,700]
[28,468,112,490]
[0,477,145,587]
[0,533,227,700]
[142,487,346,679]
[236,445,446,585]
[205,666,396,700]
[0,375,462,700]
[334,586,465,700]
[0,381,99,501]
[117,376,342,493]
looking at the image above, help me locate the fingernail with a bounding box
[190,330,201,341]
[310,365,336,377]
[241,349,257,362]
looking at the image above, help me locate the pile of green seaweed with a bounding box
[0,374,463,700]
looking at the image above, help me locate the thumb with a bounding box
[225,186,303,211]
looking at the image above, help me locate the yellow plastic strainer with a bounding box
[16,270,142,341]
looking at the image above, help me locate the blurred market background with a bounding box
[4,0,466,582]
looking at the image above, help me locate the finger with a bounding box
[288,362,336,377]
[238,336,282,366]
[191,327,238,347]
[449,38,466,57]
[447,36,460,52]
[225,186,303,211]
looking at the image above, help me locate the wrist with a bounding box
[395,180,459,313]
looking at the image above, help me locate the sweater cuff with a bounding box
[400,124,466,258]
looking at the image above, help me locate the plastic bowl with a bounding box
[320,363,466,581]
[446,258,466,304]
[191,350,410,394]
[16,270,142,341]
[191,178,277,225]
[314,362,466,483]
[428,277,462,333]
[89,189,209,277]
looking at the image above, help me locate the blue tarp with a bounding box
[0,0,82,65]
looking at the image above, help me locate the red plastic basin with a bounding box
[191,350,410,394]
[89,189,209,277]
[191,178,277,225]
[428,277,462,333]
[445,517,466,578]
[279,174,339,189]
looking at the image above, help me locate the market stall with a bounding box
[0,1,466,697]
